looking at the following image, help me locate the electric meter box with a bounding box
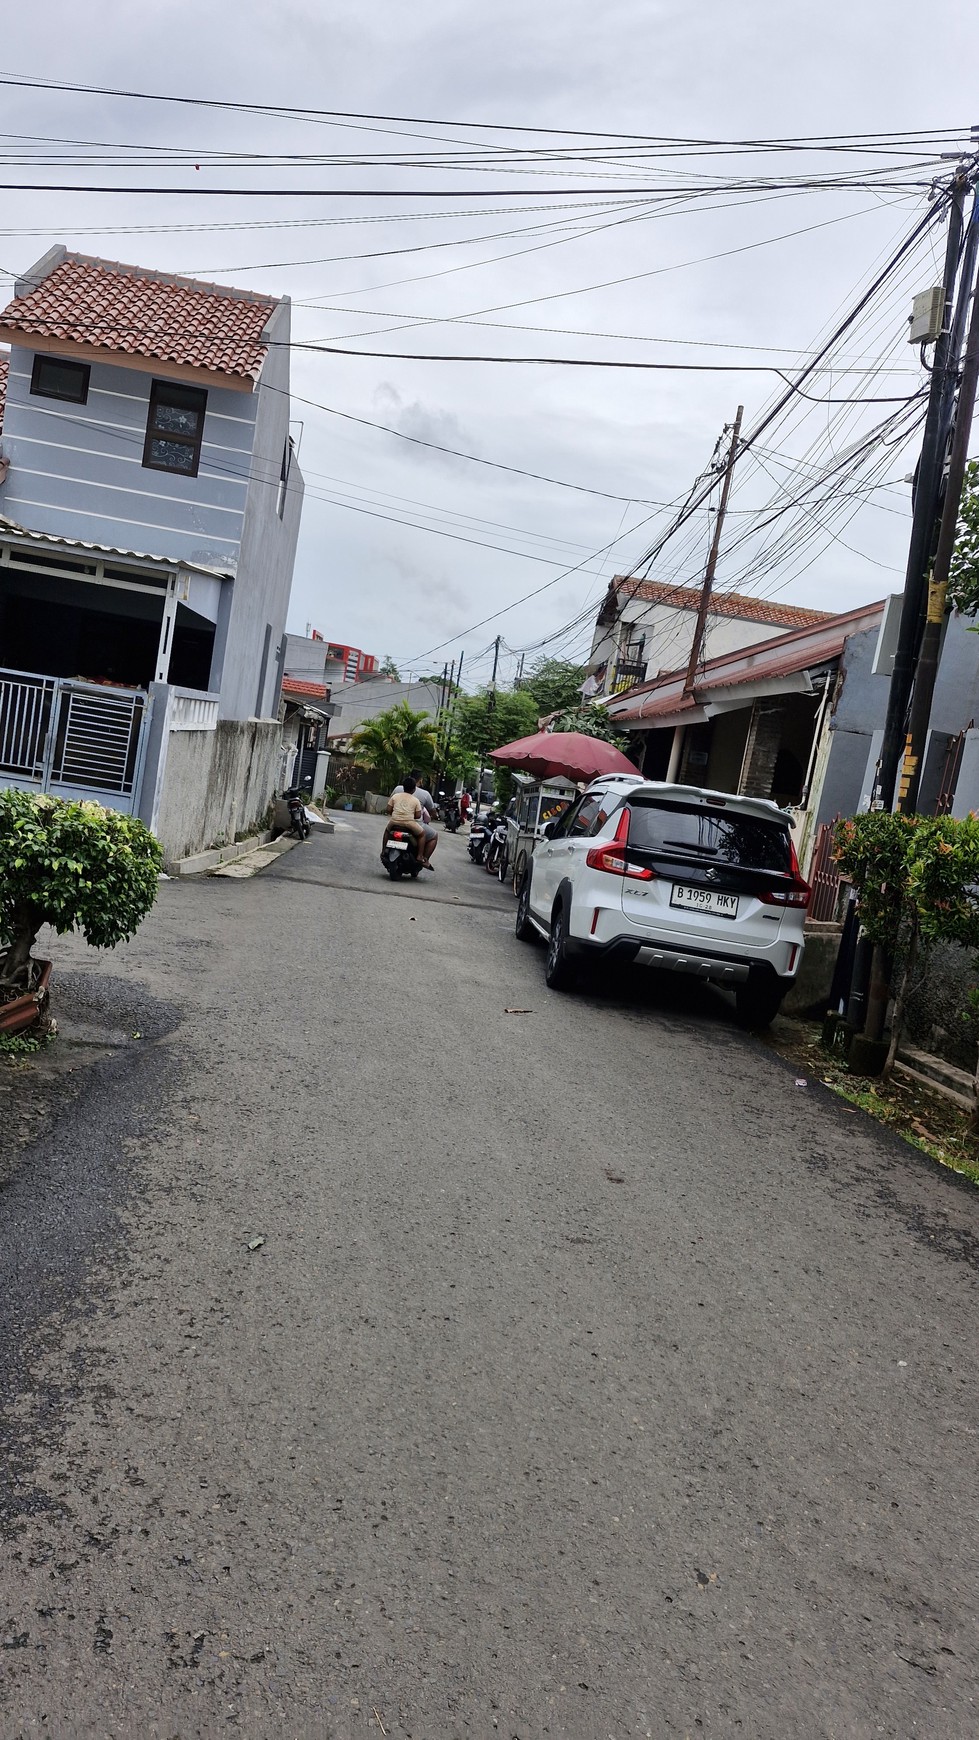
[908,286,945,344]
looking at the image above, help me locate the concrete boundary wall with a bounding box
[154,718,286,866]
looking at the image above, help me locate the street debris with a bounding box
[603,1166,625,1184]
[795,1078,808,1088]
[247,1236,266,1252]
[504,1007,533,1015]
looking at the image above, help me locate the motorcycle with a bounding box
[467,811,493,864]
[443,796,462,833]
[283,786,311,841]
[484,815,509,878]
[381,827,424,881]
[468,808,502,865]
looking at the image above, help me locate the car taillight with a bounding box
[585,809,655,881]
[758,838,810,908]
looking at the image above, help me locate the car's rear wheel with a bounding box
[515,870,538,942]
[735,975,786,1030]
[544,900,577,990]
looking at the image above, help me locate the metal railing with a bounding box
[170,689,219,732]
[0,671,54,779]
[807,821,844,923]
[610,659,647,695]
[0,666,146,806]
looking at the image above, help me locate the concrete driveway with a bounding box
[1,813,978,1738]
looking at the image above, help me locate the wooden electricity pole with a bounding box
[682,405,744,696]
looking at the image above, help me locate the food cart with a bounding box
[502,774,577,893]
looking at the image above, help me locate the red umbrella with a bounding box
[488,731,640,784]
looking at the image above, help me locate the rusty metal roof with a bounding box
[608,599,886,725]
[0,512,232,578]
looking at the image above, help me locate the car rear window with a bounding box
[626,799,792,871]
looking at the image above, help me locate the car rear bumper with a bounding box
[570,932,798,986]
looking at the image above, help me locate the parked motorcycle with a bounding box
[381,827,424,880]
[467,812,492,864]
[443,796,462,833]
[484,815,508,877]
[468,808,501,865]
[283,786,311,841]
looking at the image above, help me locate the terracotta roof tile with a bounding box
[0,254,276,382]
[611,576,833,629]
[282,676,328,699]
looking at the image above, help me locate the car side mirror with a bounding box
[542,821,557,839]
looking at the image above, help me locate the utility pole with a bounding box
[902,217,979,812]
[440,651,463,791]
[476,637,501,811]
[682,405,744,696]
[873,173,969,812]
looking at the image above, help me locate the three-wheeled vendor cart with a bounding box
[502,774,577,894]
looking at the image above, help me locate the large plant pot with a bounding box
[0,953,53,1037]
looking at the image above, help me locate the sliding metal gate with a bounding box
[0,668,148,811]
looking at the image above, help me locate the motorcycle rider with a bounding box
[383,777,427,865]
[391,769,438,870]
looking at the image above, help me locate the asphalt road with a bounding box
[2,813,979,1738]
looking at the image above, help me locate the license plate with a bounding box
[388,840,408,851]
[670,883,739,918]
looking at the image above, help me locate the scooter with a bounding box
[467,811,494,864]
[283,786,311,841]
[443,796,462,833]
[484,815,508,877]
[381,827,424,880]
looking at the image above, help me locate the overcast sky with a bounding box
[3,1,978,689]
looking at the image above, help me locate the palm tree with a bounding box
[350,703,438,790]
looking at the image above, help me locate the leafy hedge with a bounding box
[0,790,162,986]
[834,810,979,1077]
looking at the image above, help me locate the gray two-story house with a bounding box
[0,245,304,862]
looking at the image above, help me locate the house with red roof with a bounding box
[598,599,887,876]
[587,575,835,698]
[0,246,305,863]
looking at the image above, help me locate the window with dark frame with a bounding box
[31,354,90,404]
[142,379,207,476]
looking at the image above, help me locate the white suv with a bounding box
[515,775,810,1027]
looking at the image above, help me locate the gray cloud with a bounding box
[373,383,481,469]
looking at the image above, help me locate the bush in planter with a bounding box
[834,810,979,1083]
[0,790,162,993]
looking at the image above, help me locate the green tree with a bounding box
[0,791,162,991]
[350,702,437,789]
[948,459,979,617]
[379,654,402,680]
[522,657,587,717]
[452,688,540,763]
[549,706,629,750]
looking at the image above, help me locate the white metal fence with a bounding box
[0,667,147,809]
